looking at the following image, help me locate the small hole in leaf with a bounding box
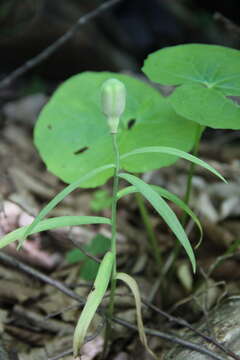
[74,146,89,155]
[127,119,136,130]
[47,124,52,130]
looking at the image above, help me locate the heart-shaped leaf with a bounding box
[142,44,240,129]
[34,71,199,187]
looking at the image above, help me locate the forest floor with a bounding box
[0,93,240,360]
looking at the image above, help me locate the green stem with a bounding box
[135,193,162,270]
[150,125,204,302]
[171,124,204,264]
[109,132,120,313]
[182,125,203,225]
[103,132,120,357]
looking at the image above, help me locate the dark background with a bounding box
[0,0,239,86]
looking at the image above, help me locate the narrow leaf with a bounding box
[120,146,226,183]
[20,164,114,248]
[116,272,158,360]
[0,216,111,249]
[119,173,196,272]
[73,251,114,357]
[117,185,202,246]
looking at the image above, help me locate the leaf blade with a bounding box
[117,185,202,245]
[120,146,226,183]
[73,251,114,357]
[35,71,199,187]
[20,164,114,247]
[119,173,196,272]
[142,44,240,96]
[0,216,111,249]
[170,83,240,130]
[116,272,158,360]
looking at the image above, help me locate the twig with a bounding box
[0,0,123,89]
[142,299,240,360]
[0,252,85,304]
[47,349,72,360]
[0,252,227,360]
[69,233,101,263]
[48,317,227,360]
[213,12,240,36]
[114,318,227,360]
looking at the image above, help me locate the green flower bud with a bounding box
[101,78,126,133]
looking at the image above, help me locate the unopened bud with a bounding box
[101,78,126,133]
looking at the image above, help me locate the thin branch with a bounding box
[142,299,240,360]
[213,12,240,36]
[0,0,123,89]
[0,252,85,304]
[48,318,227,360]
[69,232,101,263]
[0,252,227,360]
[47,349,72,360]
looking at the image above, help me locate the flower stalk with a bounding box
[101,78,126,356]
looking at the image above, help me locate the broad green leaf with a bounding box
[66,234,111,281]
[0,216,111,249]
[143,44,240,129]
[120,146,226,183]
[119,173,196,272]
[117,185,202,245]
[35,71,199,187]
[143,44,240,95]
[170,83,240,129]
[20,164,114,247]
[73,251,114,357]
[116,272,158,360]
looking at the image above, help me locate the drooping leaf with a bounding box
[143,44,240,129]
[120,146,226,183]
[0,216,111,249]
[73,251,114,357]
[116,272,158,360]
[119,173,196,272]
[35,71,199,187]
[117,184,202,245]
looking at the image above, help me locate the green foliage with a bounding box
[66,234,111,281]
[0,216,111,249]
[117,184,203,244]
[21,164,114,247]
[90,189,112,212]
[34,71,199,187]
[143,44,240,129]
[116,272,158,360]
[119,173,196,272]
[120,146,226,183]
[73,251,114,357]
[0,63,228,357]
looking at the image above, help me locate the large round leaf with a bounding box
[142,44,240,129]
[34,71,198,187]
